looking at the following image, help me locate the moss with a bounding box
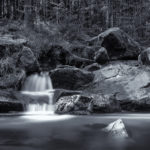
[0,69,26,90]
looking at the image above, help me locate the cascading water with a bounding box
[22,72,54,114]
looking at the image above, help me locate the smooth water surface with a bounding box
[0,113,150,150]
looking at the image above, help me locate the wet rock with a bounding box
[55,93,121,114]
[53,89,82,103]
[94,47,109,64]
[103,119,128,138]
[138,47,150,65]
[84,63,101,72]
[90,28,142,60]
[17,46,40,74]
[0,90,24,113]
[55,95,93,114]
[50,66,94,90]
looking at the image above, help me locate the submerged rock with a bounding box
[103,119,128,138]
[50,66,94,90]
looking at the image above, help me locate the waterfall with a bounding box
[22,72,54,114]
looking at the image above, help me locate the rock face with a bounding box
[84,63,101,72]
[50,66,94,90]
[91,28,142,60]
[85,61,150,111]
[55,95,93,115]
[138,47,150,65]
[17,46,40,74]
[103,119,128,138]
[94,47,109,64]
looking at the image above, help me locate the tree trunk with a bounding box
[24,0,34,28]
[0,0,2,18]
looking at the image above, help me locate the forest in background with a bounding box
[0,0,150,55]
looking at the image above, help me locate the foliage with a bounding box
[0,57,16,77]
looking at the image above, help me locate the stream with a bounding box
[0,113,150,150]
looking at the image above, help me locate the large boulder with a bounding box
[17,46,40,74]
[50,66,94,90]
[90,28,142,60]
[138,47,150,65]
[84,61,150,111]
[94,47,109,64]
[55,95,93,115]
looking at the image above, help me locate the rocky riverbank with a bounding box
[1,26,150,114]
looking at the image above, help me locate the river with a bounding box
[0,113,150,150]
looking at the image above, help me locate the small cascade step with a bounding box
[21,72,54,114]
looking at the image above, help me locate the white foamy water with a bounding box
[22,72,53,91]
[21,72,54,114]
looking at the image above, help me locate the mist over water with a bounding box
[21,72,54,114]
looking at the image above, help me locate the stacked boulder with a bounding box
[91,27,142,63]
